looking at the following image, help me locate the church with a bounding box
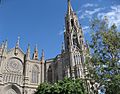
[0,0,89,94]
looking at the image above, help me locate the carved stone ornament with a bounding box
[6,89,17,94]
[6,58,23,73]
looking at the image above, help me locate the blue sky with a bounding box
[0,0,120,59]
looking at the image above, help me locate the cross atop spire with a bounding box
[67,0,73,15]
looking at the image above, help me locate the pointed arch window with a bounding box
[48,65,52,83]
[71,19,74,27]
[32,65,39,83]
[73,33,78,46]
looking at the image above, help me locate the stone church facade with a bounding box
[0,0,89,94]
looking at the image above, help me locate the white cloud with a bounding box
[97,5,120,29]
[82,3,98,8]
[58,30,65,36]
[79,14,87,19]
[79,8,104,19]
[82,26,90,34]
[85,8,104,15]
[78,3,100,19]
[76,10,82,14]
[111,6,120,12]
[79,4,120,30]
[83,26,89,30]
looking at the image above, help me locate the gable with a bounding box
[6,47,25,62]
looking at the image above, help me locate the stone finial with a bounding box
[16,36,20,48]
[14,37,20,56]
[4,40,8,49]
[0,40,8,57]
[27,44,30,53]
[41,49,45,63]
[32,44,39,60]
[0,41,5,56]
[41,49,44,58]
[1,41,4,49]
[26,44,30,60]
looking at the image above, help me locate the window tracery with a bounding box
[32,65,39,83]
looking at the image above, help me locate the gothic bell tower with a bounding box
[63,0,85,78]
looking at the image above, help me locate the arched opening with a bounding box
[73,33,79,46]
[48,65,52,83]
[2,84,21,94]
[71,19,74,27]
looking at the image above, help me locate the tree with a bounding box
[88,18,120,94]
[35,78,88,94]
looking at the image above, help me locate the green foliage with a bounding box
[35,78,88,94]
[88,18,120,94]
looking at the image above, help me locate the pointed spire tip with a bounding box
[67,0,73,15]
[16,36,20,48]
[35,44,38,51]
[42,49,44,57]
[27,43,30,51]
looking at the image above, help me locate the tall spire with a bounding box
[67,0,73,15]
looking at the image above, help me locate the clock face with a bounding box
[7,58,23,72]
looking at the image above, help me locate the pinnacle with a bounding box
[67,0,73,15]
